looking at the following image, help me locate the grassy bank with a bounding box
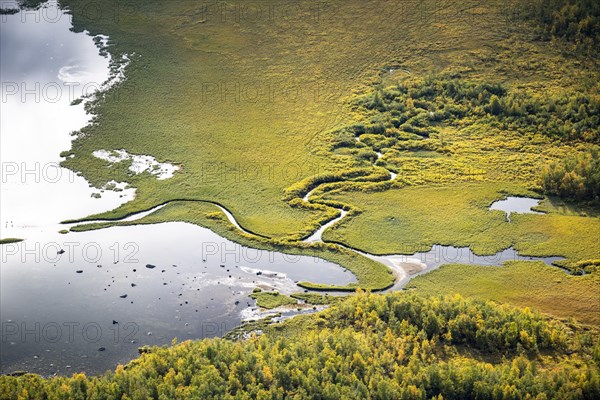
[408,261,600,327]
[249,290,297,309]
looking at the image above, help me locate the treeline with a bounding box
[1,293,598,399]
[542,149,600,200]
[531,0,600,50]
[352,77,599,145]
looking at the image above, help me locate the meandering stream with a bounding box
[0,3,353,375]
[0,1,561,376]
[299,144,559,286]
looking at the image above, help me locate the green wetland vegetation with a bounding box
[0,238,24,245]
[3,0,599,398]
[249,289,297,310]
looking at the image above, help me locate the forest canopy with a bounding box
[1,292,598,399]
[541,149,600,200]
[531,0,600,49]
[353,77,599,145]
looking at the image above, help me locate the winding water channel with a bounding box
[0,2,561,376]
[300,143,560,288]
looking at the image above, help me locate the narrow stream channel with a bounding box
[0,0,564,377]
[301,138,561,286]
[0,2,354,376]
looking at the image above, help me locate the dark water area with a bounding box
[1,222,354,375]
[362,244,563,290]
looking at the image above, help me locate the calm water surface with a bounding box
[0,2,353,375]
[489,197,542,221]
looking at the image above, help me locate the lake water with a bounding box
[381,245,563,289]
[0,222,354,375]
[0,1,136,236]
[0,2,354,376]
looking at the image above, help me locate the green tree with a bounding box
[489,95,503,116]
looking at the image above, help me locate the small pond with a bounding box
[489,197,543,221]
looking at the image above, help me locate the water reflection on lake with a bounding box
[0,222,355,375]
[0,0,135,237]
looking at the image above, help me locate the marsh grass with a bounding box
[58,0,597,237]
[321,183,600,271]
[290,292,344,305]
[0,238,24,245]
[55,0,599,289]
[249,291,297,309]
[408,261,600,327]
